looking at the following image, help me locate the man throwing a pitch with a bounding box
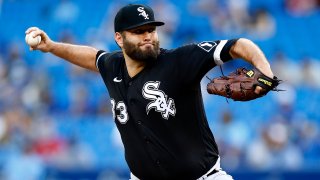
[25,4,277,180]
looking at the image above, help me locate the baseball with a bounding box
[25,31,41,46]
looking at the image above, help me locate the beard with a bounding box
[122,37,160,63]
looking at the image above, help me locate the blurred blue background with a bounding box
[0,0,320,179]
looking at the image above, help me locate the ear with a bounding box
[115,32,123,48]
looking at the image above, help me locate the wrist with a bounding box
[255,65,274,78]
[47,41,58,53]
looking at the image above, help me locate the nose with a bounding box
[143,32,152,41]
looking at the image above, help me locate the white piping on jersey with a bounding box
[96,52,107,69]
[213,40,228,66]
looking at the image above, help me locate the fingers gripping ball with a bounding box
[25,31,41,46]
[207,67,281,101]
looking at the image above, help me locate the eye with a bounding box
[134,30,144,34]
[148,28,156,33]
[131,27,156,34]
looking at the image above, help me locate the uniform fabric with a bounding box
[96,39,237,180]
[130,170,233,180]
[130,157,233,180]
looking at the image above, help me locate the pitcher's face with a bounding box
[119,25,160,62]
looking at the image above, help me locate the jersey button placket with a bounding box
[144,136,150,144]
[156,160,161,166]
[130,99,135,105]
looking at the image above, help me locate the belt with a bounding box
[197,168,220,180]
[207,169,219,176]
[197,156,221,180]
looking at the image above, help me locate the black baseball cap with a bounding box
[114,4,165,32]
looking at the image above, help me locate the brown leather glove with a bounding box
[207,67,280,101]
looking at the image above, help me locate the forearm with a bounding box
[25,27,100,72]
[230,38,273,77]
[49,42,99,72]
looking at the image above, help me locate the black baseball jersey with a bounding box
[96,39,238,180]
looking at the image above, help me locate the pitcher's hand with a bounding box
[25,27,53,52]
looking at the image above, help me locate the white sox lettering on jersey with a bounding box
[142,81,176,120]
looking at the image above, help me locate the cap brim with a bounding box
[122,21,165,31]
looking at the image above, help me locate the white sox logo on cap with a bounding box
[114,4,164,32]
[137,7,149,19]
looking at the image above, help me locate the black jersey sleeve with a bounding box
[176,39,238,84]
[95,50,123,76]
[96,50,110,72]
